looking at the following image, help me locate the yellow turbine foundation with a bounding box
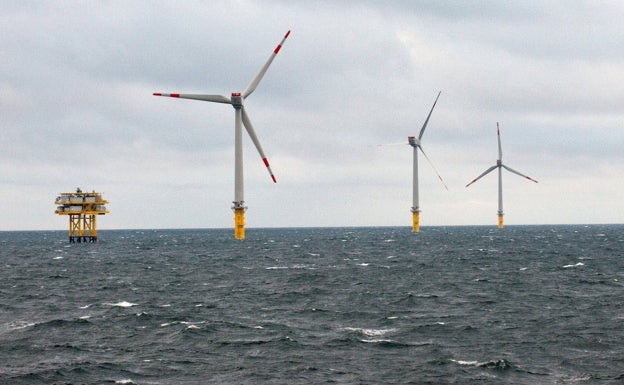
[234,208,246,240]
[412,211,420,233]
[497,213,504,229]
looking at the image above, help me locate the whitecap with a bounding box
[563,262,584,268]
[9,321,36,331]
[105,301,138,308]
[53,256,63,260]
[159,321,205,330]
[361,338,394,344]
[451,358,512,369]
[115,380,136,385]
[451,359,479,366]
[344,327,396,337]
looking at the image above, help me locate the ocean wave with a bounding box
[343,327,397,337]
[328,328,412,348]
[451,358,513,370]
[218,335,299,347]
[31,318,92,330]
[359,338,410,347]
[5,321,37,331]
[104,301,138,308]
[159,320,206,329]
[563,262,584,268]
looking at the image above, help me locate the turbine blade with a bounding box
[466,165,497,187]
[243,30,291,99]
[497,122,502,161]
[502,164,538,183]
[241,108,277,183]
[153,93,231,104]
[418,91,441,140]
[419,146,448,190]
[376,141,407,147]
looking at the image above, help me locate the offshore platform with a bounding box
[54,188,109,243]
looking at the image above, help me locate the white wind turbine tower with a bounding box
[466,122,538,229]
[154,30,291,239]
[408,91,447,232]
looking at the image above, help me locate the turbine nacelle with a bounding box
[408,136,420,147]
[231,92,243,108]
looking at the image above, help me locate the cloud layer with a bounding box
[1,1,623,230]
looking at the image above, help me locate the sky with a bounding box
[1,1,623,231]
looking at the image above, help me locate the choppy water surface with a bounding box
[1,225,623,384]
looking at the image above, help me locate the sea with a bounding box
[1,225,623,385]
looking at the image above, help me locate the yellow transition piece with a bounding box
[412,211,420,233]
[234,208,246,240]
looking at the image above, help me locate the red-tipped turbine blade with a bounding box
[502,165,538,183]
[153,93,231,104]
[418,91,441,141]
[243,30,291,99]
[466,165,498,187]
[497,122,503,161]
[419,146,448,190]
[262,158,277,183]
[241,108,277,183]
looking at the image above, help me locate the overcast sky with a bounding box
[1,1,623,231]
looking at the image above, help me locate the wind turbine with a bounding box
[154,30,291,239]
[408,91,447,232]
[466,122,538,229]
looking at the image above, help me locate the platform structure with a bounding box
[55,188,109,243]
